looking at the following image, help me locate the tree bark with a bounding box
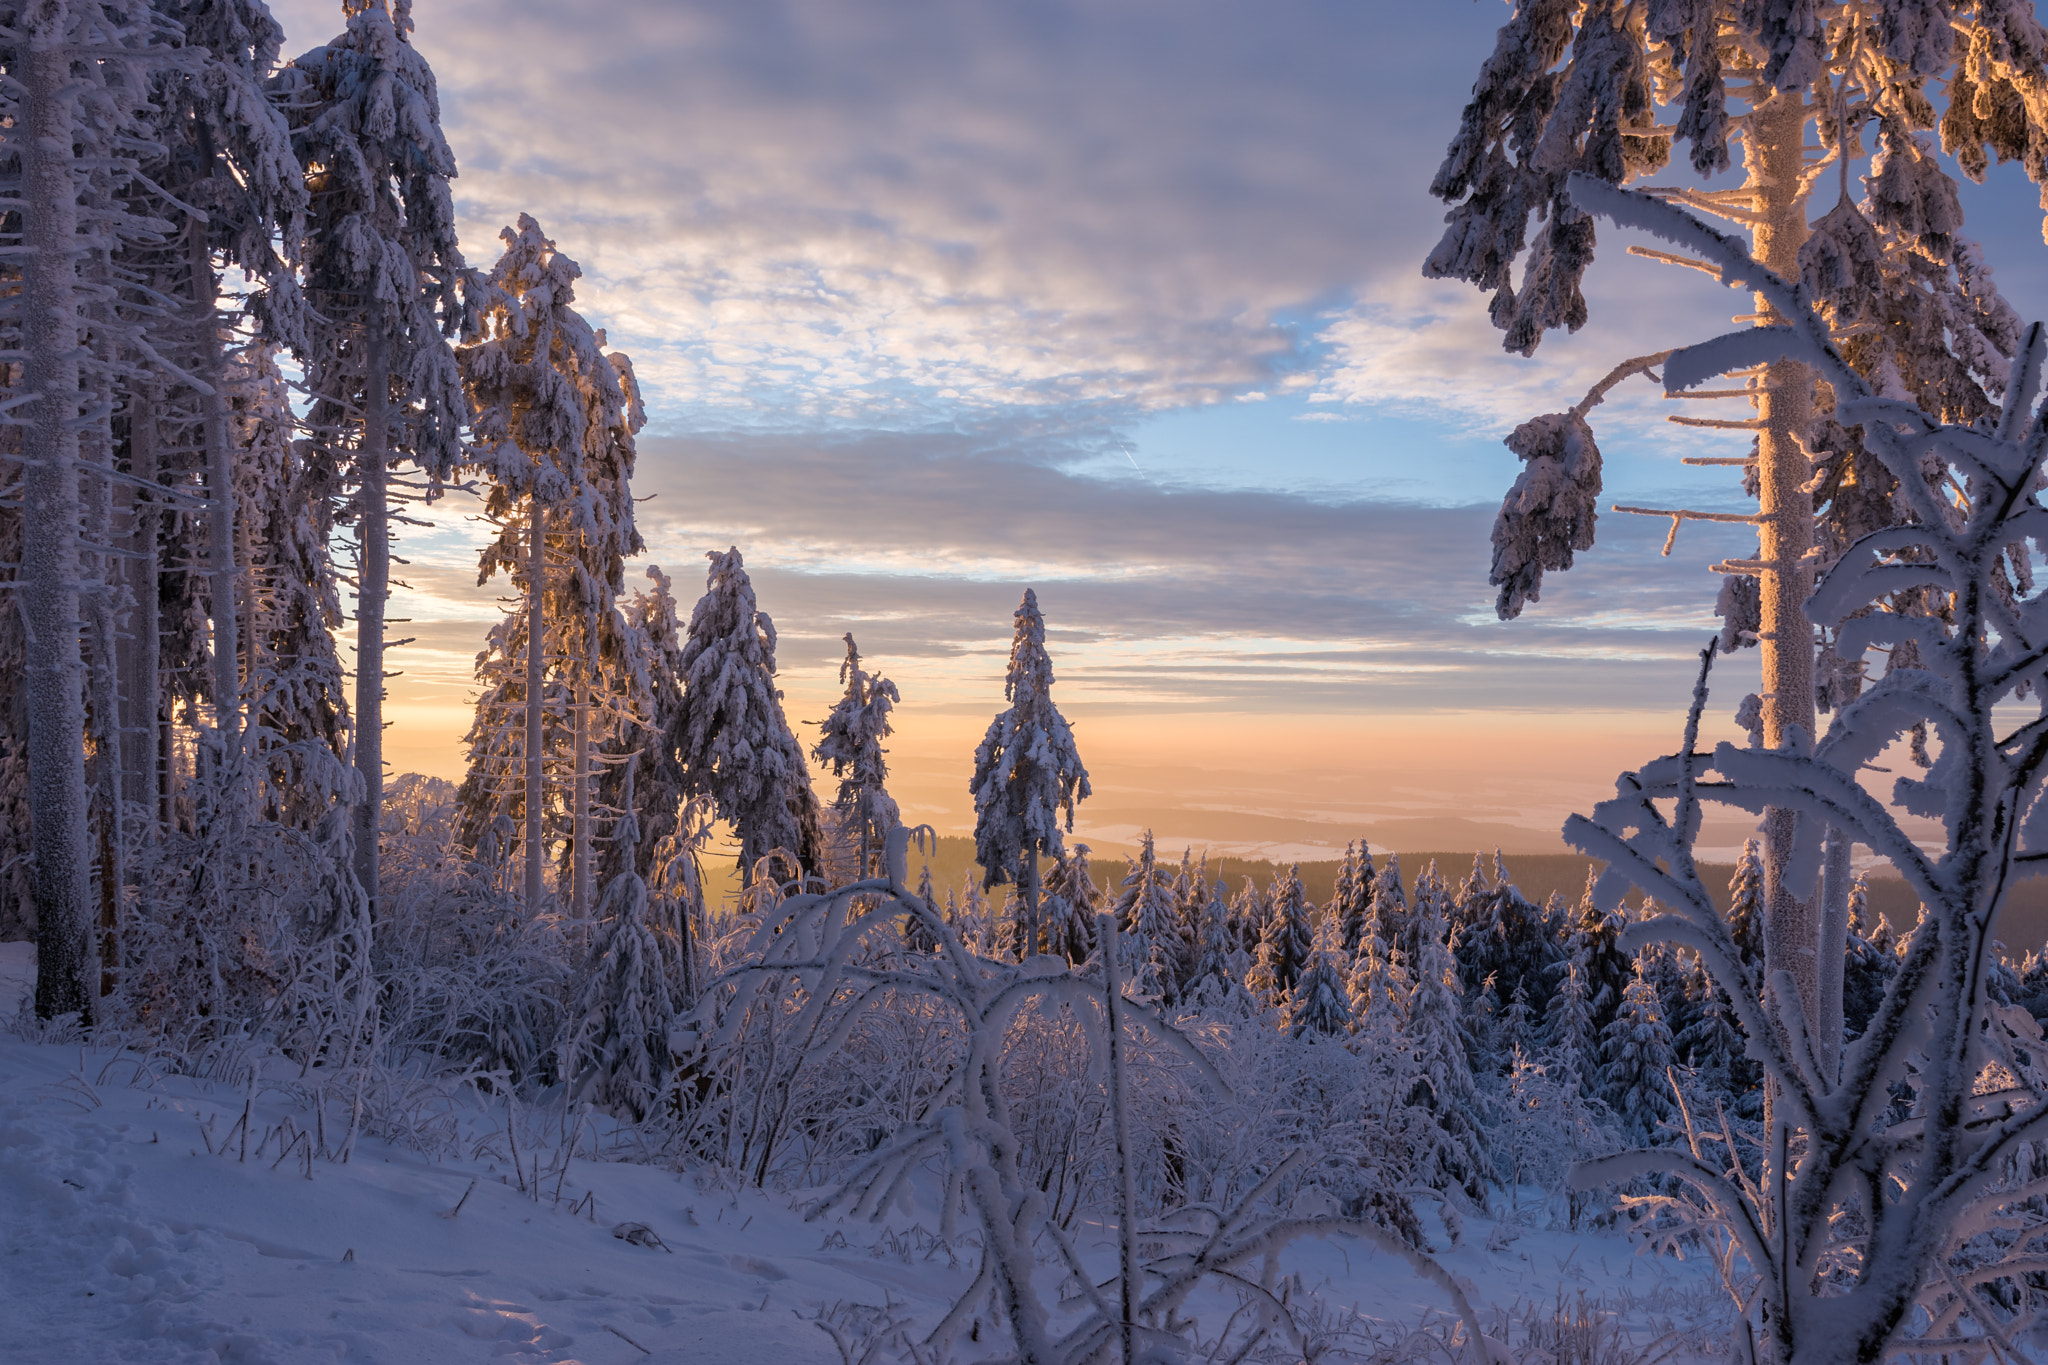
[22,32,96,1020]
[124,384,162,841]
[82,220,120,1004]
[353,332,390,917]
[1099,912,1138,1365]
[571,678,589,919]
[190,221,239,747]
[1816,825,1851,1082]
[1747,91,1821,1035]
[525,495,546,916]
[1022,844,1040,959]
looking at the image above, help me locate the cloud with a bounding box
[268,0,1515,428]
[625,426,1762,715]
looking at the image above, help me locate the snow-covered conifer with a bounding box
[458,215,644,917]
[1184,876,1244,1004]
[968,589,1090,955]
[672,548,822,883]
[1112,831,1180,994]
[1404,888,1489,1203]
[811,634,901,882]
[1289,912,1353,1039]
[596,565,690,888]
[278,0,468,910]
[563,768,682,1120]
[1347,889,1411,1049]
[1724,836,1767,975]
[1229,874,1269,957]
[904,861,940,954]
[1041,842,1102,964]
[1544,950,1598,1094]
[1373,852,1409,962]
[1252,865,1313,1007]
[1332,840,1376,956]
[1598,964,1678,1144]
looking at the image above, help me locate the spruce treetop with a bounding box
[969,589,1092,887]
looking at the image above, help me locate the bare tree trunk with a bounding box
[1817,826,1852,1082]
[82,238,121,1004]
[1098,912,1138,1365]
[1022,845,1040,959]
[22,34,96,1019]
[1748,91,1821,1034]
[525,496,545,916]
[353,333,390,917]
[190,223,239,749]
[123,384,161,843]
[571,680,589,919]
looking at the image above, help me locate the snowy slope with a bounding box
[0,942,1728,1364]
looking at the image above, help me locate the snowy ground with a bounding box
[0,941,1731,1364]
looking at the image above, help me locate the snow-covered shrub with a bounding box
[374,831,569,1083]
[120,737,357,1049]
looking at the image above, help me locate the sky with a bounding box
[266,0,2048,865]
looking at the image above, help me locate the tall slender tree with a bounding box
[968,589,1090,956]
[456,214,643,916]
[277,0,467,916]
[811,633,901,881]
[1426,0,2048,1073]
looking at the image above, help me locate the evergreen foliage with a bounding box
[968,589,1090,952]
[811,634,901,881]
[672,548,823,883]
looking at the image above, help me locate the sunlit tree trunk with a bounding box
[191,223,239,747]
[1748,91,1820,1036]
[123,384,162,840]
[525,497,545,916]
[353,333,390,916]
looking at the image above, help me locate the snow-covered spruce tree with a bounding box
[904,860,940,954]
[563,765,684,1120]
[456,214,644,916]
[1397,859,1453,977]
[1555,180,2048,1362]
[1041,841,1102,964]
[1184,875,1245,1005]
[1332,839,1376,955]
[1251,864,1313,1008]
[969,588,1090,957]
[811,633,901,882]
[1228,873,1267,957]
[1346,885,1410,1048]
[1371,851,1408,958]
[1428,0,2048,1080]
[673,547,821,884]
[276,0,466,914]
[1453,852,1559,1020]
[1597,961,1679,1144]
[1112,830,1180,995]
[1288,909,1353,1039]
[1563,866,1633,1041]
[1544,947,1599,1095]
[1725,835,1768,972]
[595,564,691,889]
[157,0,307,758]
[1404,887,1490,1206]
[231,347,354,829]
